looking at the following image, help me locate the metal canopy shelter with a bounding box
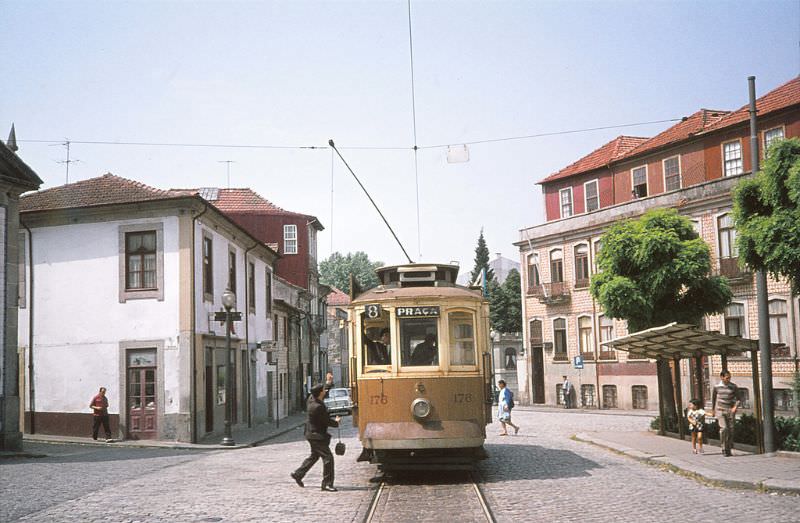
[601,323,757,359]
[601,323,765,452]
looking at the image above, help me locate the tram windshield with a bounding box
[362,311,392,367]
[400,318,439,366]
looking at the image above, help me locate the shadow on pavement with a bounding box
[3,443,209,464]
[479,443,601,482]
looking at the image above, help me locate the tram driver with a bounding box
[409,333,438,366]
[366,327,391,365]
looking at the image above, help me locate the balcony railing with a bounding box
[718,257,751,281]
[599,350,617,361]
[527,284,545,297]
[533,282,571,305]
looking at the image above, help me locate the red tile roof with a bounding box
[701,76,800,133]
[623,109,729,160]
[172,187,323,229]
[326,286,350,306]
[540,77,800,186]
[538,136,648,184]
[20,173,179,212]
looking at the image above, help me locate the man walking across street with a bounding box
[89,387,113,442]
[291,383,341,491]
[712,370,740,456]
[562,376,573,409]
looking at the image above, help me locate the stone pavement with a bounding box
[8,412,308,455]
[575,428,800,494]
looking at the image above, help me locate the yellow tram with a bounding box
[347,263,494,469]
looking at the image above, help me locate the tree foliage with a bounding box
[733,138,800,294]
[590,208,732,332]
[469,228,496,285]
[489,269,522,333]
[319,251,382,294]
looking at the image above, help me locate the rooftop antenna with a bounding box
[218,160,236,189]
[328,139,413,264]
[51,140,80,183]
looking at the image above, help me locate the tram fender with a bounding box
[364,420,483,440]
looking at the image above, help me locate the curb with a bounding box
[21,419,307,452]
[574,432,800,495]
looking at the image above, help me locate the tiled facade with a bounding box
[516,76,800,412]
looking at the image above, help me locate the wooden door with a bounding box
[128,367,157,439]
[531,345,545,404]
[205,364,214,433]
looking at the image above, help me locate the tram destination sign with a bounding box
[396,306,440,318]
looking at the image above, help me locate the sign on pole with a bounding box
[573,355,584,369]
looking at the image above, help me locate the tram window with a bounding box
[362,311,392,367]
[449,312,476,365]
[400,318,439,366]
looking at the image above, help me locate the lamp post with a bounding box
[221,289,236,446]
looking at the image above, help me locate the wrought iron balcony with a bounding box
[718,257,751,282]
[308,314,327,334]
[535,282,571,305]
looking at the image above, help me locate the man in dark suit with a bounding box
[366,328,391,365]
[291,383,341,491]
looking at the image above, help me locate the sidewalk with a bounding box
[576,429,800,494]
[13,412,307,454]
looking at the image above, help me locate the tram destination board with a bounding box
[396,306,440,317]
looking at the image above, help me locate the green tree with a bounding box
[490,269,522,333]
[733,138,800,294]
[319,251,382,294]
[590,208,732,426]
[469,228,496,285]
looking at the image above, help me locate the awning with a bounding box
[600,322,758,359]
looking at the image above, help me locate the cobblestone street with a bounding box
[2,410,797,522]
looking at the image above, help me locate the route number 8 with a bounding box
[366,304,382,319]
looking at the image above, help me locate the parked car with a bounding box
[324,387,353,415]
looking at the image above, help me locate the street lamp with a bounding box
[221,289,236,446]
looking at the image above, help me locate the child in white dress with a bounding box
[687,399,706,454]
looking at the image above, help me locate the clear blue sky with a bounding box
[2,1,798,277]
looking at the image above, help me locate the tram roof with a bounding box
[351,284,483,304]
[600,322,757,360]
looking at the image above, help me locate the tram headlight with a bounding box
[411,398,431,419]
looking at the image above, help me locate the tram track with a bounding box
[364,470,495,523]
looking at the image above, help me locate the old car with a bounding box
[324,387,353,415]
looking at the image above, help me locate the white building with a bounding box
[18,174,279,442]
[0,131,42,451]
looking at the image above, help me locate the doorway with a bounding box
[531,345,545,403]
[205,347,214,433]
[126,349,157,440]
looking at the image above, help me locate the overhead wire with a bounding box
[16,117,684,152]
[407,0,422,260]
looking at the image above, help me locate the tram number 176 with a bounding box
[453,393,473,403]
[369,394,389,405]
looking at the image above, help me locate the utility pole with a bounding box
[749,75,776,454]
[218,160,235,189]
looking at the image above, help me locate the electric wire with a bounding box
[16,117,683,152]
[407,0,422,260]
